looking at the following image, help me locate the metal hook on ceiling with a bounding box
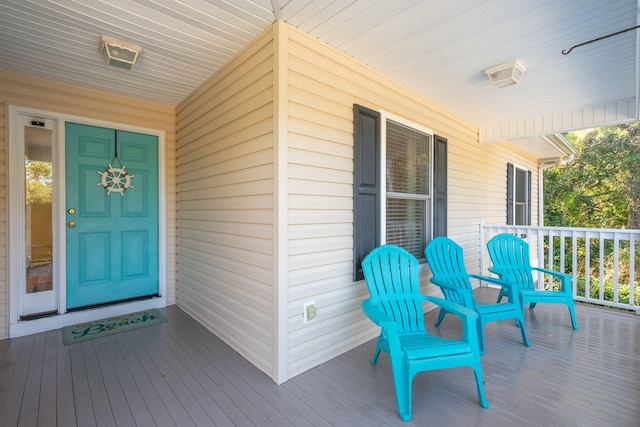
[562,24,640,55]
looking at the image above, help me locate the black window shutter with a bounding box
[527,169,532,225]
[433,135,448,237]
[506,163,514,225]
[353,104,381,281]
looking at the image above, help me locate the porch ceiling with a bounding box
[0,1,637,156]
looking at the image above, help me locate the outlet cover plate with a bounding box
[303,301,316,323]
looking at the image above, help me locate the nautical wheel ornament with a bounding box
[97,131,135,196]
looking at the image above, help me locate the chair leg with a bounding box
[434,308,447,327]
[567,301,579,330]
[371,348,382,365]
[390,356,412,421]
[496,286,508,303]
[516,316,530,347]
[371,337,383,364]
[472,364,489,408]
[477,319,485,355]
[516,295,526,327]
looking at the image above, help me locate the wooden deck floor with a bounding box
[0,288,638,426]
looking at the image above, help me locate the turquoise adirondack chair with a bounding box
[486,233,579,330]
[361,244,489,422]
[424,237,530,354]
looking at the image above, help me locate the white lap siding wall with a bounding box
[175,21,539,383]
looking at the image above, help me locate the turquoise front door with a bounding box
[65,123,159,309]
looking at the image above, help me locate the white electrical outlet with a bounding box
[303,301,316,324]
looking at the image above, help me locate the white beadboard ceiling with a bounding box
[0,0,638,155]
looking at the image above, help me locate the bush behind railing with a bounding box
[543,235,640,306]
[574,277,640,306]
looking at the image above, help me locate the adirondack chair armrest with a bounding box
[362,299,397,329]
[487,266,503,276]
[429,276,478,307]
[423,295,480,348]
[485,267,521,288]
[362,299,403,352]
[530,267,573,292]
[423,295,477,320]
[429,276,466,293]
[468,273,515,289]
[467,273,522,304]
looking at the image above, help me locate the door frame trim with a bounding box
[8,105,167,338]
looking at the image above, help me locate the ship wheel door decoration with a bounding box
[97,130,135,196]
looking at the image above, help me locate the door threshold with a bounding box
[10,296,167,338]
[66,294,159,313]
[20,310,58,321]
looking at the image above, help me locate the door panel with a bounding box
[79,232,110,282]
[66,123,158,309]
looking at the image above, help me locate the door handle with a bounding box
[68,221,76,228]
[68,208,76,215]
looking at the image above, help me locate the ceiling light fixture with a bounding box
[484,59,526,88]
[99,35,142,70]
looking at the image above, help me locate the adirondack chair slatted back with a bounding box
[425,236,531,353]
[424,237,475,308]
[362,245,425,334]
[487,233,579,330]
[486,234,535,289]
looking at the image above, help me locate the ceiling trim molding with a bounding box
[271,0,282,20]
[479,97,637,143]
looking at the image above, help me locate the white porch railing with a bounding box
[480,224,640,314]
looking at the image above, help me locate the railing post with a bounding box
[630,236,636,311]
[537,227,544,289]
[479,221,486,278]
[572,232,578,298]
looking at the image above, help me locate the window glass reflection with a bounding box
[25,126,53,293]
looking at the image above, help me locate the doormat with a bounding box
[62,309,166,345]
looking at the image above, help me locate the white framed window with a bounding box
[507,163,531,226]
[353,104,446,281]
[381,113,433,259]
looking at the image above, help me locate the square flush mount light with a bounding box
[484,59,526,88]
[99,35,142,70]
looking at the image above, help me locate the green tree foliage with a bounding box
[26,160,53,204]
[544,123,640,229]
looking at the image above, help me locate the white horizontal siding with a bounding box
[283,23,543,379]
[171,19,544,384]
[175,28,276,377]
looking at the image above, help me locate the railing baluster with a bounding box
[630,236,636,310]
[599,233,605,301]
[559,231,565,274]
[572,232,578,298]
[585,233,591,301]
[537,228,544,290]
[613,233,619,304]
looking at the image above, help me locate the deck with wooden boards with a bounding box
[0,287,638,426]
